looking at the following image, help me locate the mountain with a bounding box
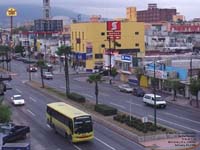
[0,4,89,27]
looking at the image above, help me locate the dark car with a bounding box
[132,87,145,97]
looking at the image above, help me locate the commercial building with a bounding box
[70,21,145,74]
[137,3,176,23]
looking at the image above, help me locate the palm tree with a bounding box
[190,78,200,107]
[167,79,180,101]
[55,49,63,72]
[87,74,103,105]
[0,45,11,71]
[37,59,46,88]
[56,45,71,95]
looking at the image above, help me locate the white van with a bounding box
[143,94,166,108]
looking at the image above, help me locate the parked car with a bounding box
[11,95,25,106]
[42,72,53,80]
[132,87,145,97]
[143,94,166,108]
[118,84,133,93]
[26,65,38,72]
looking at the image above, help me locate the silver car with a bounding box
[118,84,133,93]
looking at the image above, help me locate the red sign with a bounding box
[107,32,121,36]
[107,36,121,40]
[107,21,121,31]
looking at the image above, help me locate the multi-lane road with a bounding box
[3,60,144,150]
[24,62,200,134]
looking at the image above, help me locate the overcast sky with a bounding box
[0,0,199,20]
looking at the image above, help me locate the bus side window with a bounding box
[69,120,73,133]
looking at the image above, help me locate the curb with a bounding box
[25,81,145,148]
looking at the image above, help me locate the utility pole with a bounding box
[108,37,112,85]
[153,59,157,129]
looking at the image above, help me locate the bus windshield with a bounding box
[74,116,93,134]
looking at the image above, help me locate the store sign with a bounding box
[107,21,121,40]
[121,55,131,61]
[6,8,17,16]
[145,69,168,79]
[86,42,93,60]
[107,21,121,31]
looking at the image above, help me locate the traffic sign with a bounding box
[6,8,17,17]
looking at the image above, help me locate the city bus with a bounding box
[46,102,94,143]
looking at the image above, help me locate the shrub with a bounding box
[95,104,117,116]
[67,92,86,103]
[0,105,11,123]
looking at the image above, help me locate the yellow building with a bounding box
[126,7,137,21]
[70,21,145,71]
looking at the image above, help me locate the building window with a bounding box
[101,32,105,36]
[135,43,139,47]
[82,32,84,40]
[95,54,103,59]
[101,44,105,48]
[135,32,139,35]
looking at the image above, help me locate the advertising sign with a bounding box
[121,55,131,61]
[6,8,17,16]
[107,21,121,40]
[86,42,93,60]
[107,21,121,31]
[145,69,168,79]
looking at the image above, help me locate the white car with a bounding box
[118,84,133,93]
[43,72,53,79]
[143,94,166,108]
[11,95,25,106]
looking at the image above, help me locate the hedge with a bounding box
[95,104,117,116]
[67,92,86,103]
[113,114,166,133]
[0,105,12,123]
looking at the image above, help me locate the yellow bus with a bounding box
[46,102,94,143]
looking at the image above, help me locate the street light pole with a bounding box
[153,59,157,129]
[108,37,112,84]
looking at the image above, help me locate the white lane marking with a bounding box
[16,88,22,93]
[73,145,82,150]
[148,115,200,133]
[95,124,145,149]
[27,109,36,117]
[126,101,143,107]
[82,93,94,98]
[29,97,37,102]
[110,102,126,109]
[94,137,116,150]
[163,112,200,125]
[6,83,11,86]
[60,86,65,89]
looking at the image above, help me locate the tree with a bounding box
[111,67,118,80]
[134,67,144,86]
[166,79,180,101]
[0,105,12,123]
[56,45,71,95]
[0,45,11,71]
[87,74,103,105]
[55,49,63,72]
[37,60,46,88]
[190,79,200,108]
[14,45,25,57]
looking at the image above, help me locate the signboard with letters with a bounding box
[107,21,121,40]
[121,55,132,62]
[145,69,168,79]
[86,42,93,60]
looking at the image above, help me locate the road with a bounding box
[3,60,144,150]
[21,61,200,134]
